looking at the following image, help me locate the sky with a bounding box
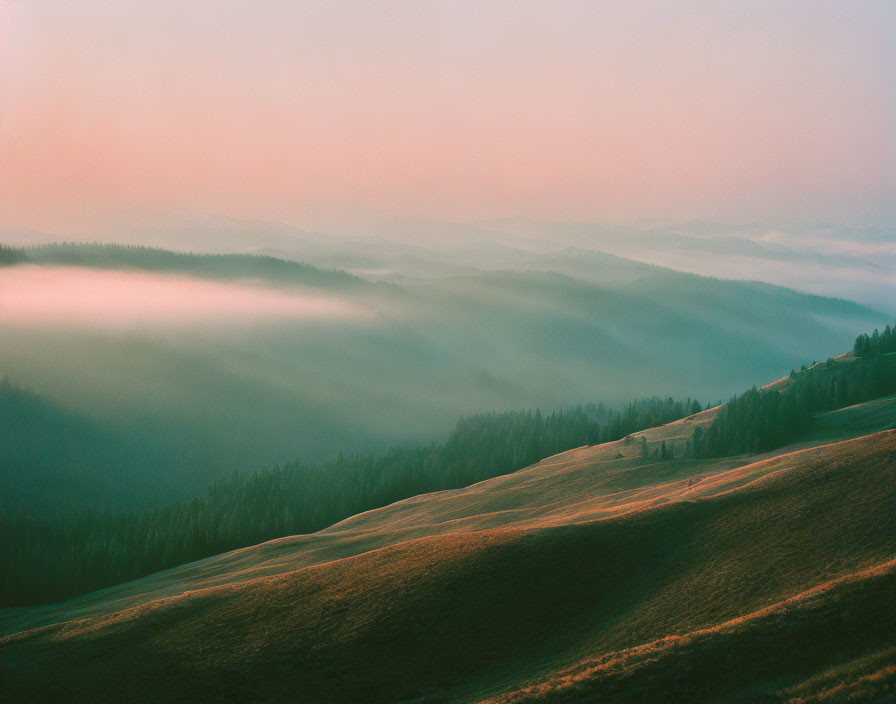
[1,0,894,233]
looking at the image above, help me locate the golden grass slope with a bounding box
[1,397,895,703]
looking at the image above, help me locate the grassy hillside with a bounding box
[3,395,895,702]
[2,396,703,606]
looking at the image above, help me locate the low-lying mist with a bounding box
[0,244,889,513]
[0,266,366,329]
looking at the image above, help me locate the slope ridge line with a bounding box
[482,555,896,703]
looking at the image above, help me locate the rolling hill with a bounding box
[3,390,895,702]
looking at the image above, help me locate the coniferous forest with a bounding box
[854,324,896,358]
[691,333,896,458]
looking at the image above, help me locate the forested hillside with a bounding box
[1,396,700,606]
[691,343,896,457]
[854,324,896,357]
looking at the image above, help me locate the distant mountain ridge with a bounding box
[4,213,893,311]
[5,242,397,295]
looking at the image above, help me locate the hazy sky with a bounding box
[1,0,894,232]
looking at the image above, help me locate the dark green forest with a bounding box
[854,324,896,357]
[1,395,700,606]
[0,244,28,264]
[690,333,896,458]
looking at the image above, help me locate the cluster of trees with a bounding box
[0,244,28,264]
[690,346,896,457]
[854,324,896,358]
[636,436,676,461]
[688,385,807,457]
[1,395,701,606]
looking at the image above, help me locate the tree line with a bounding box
[0,244,28,264]
[3,241,393,293]
[1,395,701,606]
[690,322,896,458]
[854,324,896,358]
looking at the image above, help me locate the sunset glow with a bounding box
[2,1,894,232]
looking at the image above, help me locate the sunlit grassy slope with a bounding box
[2,396,895,703]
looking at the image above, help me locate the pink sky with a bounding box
[1,1,894,232]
